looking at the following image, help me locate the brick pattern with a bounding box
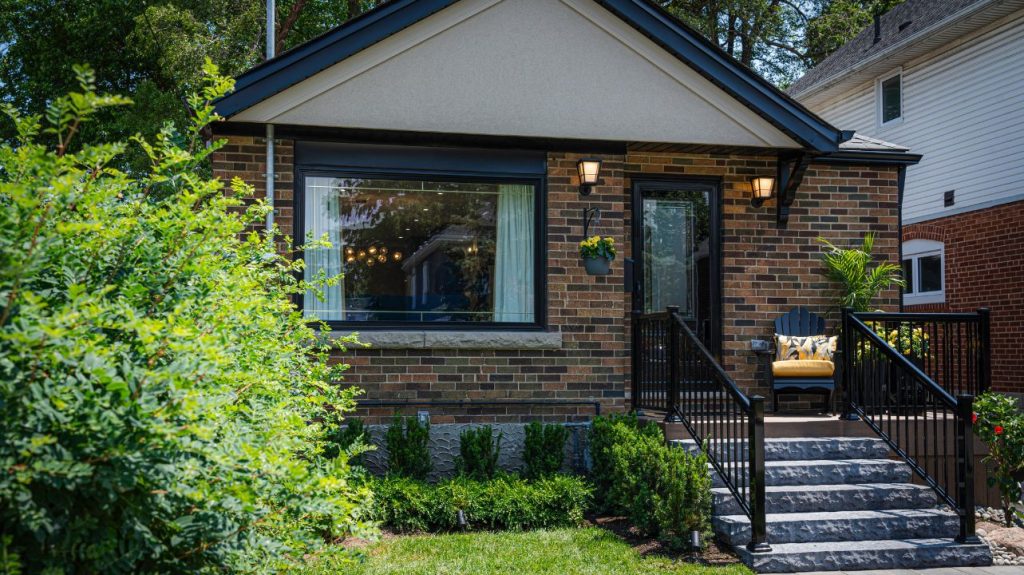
[211,138,901,419]
[624,154,901,407]
[210,136,295,245]
[903,199,1024,393]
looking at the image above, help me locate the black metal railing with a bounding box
[842,308,991,543]
[633,306,769,553]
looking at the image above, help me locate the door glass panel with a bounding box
[641,189,711,328]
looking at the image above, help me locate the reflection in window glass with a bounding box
[919,254,942,293]
[902,259,914,293]
[302,176,535,323]
[881,74,901,123]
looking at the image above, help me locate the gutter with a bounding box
[265,0,275,234]
[790,0,1005,101]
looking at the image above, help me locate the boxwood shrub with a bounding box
[371,474,592,533]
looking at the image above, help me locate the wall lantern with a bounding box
[577,158,602,196]
[750,176,776,208]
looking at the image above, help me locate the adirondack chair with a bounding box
[771,307,835,413]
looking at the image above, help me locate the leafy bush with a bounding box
[386,415,432,479]
[0,63,372,573]
[456,425,502,480]
[371,474,592,533]
[974,392,1024,527]
[324,417,372,464]
[588,414,711,549]
[589,413,663,513]
[523,421,569,479]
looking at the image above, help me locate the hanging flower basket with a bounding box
[579,235,615,276]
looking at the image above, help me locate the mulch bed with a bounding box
[588,516,741,565]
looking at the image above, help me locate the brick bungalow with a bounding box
[211,0,920,425]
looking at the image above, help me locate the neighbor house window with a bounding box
[879,72,902,125]
[301,175,537,324]
[902,239,944,305]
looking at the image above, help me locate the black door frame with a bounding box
[630,175,723,357]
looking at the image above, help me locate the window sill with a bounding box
[330,330,563,350]
[903,292,945,306]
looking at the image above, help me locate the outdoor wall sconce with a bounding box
[577,158,602,196]
[750,175,776,208]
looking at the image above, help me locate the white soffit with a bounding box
[233,0,800,148]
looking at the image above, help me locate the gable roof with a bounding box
[216,0,847,152]
[789,0,1021,100]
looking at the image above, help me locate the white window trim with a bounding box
[876,68,904,128]
[903,239,944,305]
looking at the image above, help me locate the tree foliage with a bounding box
[0,62,371,573]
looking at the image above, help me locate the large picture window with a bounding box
[301,175,538,325]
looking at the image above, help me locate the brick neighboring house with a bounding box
[212,0,915,423]
[789,0,1024,394]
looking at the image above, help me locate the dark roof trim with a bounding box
[592,0,844,152]
[811,150,923,167]
[217,0,458,118]
[216,0,846,152]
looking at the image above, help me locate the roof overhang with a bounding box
[215,0,847,153]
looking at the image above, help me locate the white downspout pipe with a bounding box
[265,0,276,233]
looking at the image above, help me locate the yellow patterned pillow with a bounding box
[775,334,838,362]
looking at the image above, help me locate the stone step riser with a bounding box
[735,539,992,573]
[673,437,891,462]
[714,510,959,546]
[710,459,911,488]
[712,483,938,515]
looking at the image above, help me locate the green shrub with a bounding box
[587,413,711,549]
[523,421,569,479]
[974,392,1024,527]
[0,63,372,573]
[371,474,592,533]
[456,425,502,480]
[589,413,663,513]
[324,417,372,463]
[386,415,432,479]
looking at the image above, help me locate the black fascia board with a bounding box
[217,0,846,153]
[812,150,923,166]
[216,0,459,118]
[596,0,844,152]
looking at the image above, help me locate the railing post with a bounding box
[956,393,979,543]
[665,306,682,422]
[747,395,770,553]
[977,308,991,395]
[840,307,859,420]
[631,309,642,414]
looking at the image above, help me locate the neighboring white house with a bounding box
[790,0,1024,394]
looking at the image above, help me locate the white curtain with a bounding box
[304,177,344,321]
[494,184,534,322]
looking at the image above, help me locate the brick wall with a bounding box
[903,199,1024,393]
[211,135,902,419]
[210,136,295,244]
[624,154,901,406]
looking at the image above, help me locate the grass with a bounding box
[310,528,752,575]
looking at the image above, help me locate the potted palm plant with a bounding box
[818,233,906,412]
[579,235,616,276]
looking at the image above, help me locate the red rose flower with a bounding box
[972,412,978,424]
[994,425,1004,435]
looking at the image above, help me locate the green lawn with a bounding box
[314,528,752,575]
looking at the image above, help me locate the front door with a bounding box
[632,178,721,355]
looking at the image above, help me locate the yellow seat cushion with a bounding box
[772,359,835,378]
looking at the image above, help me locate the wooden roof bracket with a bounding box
[776,152,812,228]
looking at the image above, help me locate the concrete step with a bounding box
[712,482,938,515]
[734,538,992,573]
[714,508,960,546]
[673,437,890,462]
[710,458,911,488]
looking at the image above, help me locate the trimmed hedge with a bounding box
[371,474,592,533]
[589,414,711,549]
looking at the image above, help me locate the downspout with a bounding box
[265,0,276,234]
[897,165,907,311]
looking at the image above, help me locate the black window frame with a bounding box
[294,166,548,332]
